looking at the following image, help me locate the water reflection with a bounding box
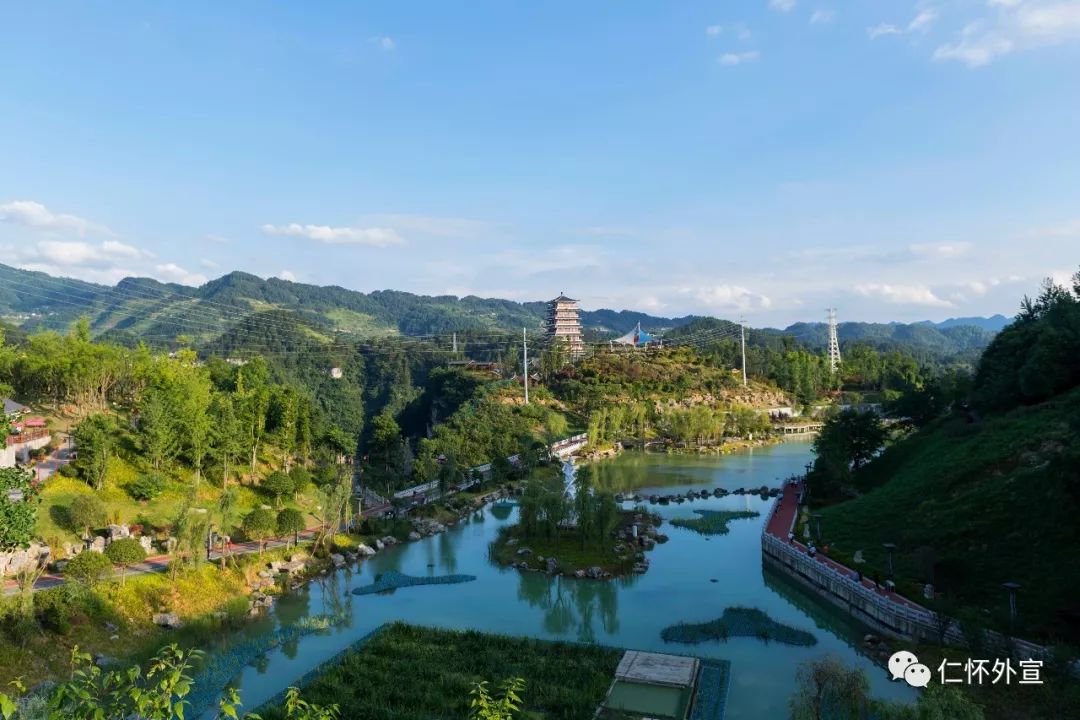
[517,572,624,643]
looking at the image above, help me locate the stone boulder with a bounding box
[152,612,182,629]
[89,536,107,553]
[107,524,131,541]
[381,536,398,547]
[139,536,153,554]
[330,553,346,568]
[516,547,533,557]
[357,544,376,557]
[545,557,558,574]
[585,566,604,580]
[407,531,422,542]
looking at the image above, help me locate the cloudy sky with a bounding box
[1,1,1078,326]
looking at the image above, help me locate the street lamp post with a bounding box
[882,542,897,580]
[812,513,823,545]
[1002,581,1021,633]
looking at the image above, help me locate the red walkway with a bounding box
[765,481,925,612]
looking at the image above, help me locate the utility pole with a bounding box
[740,317,747,386]
[826,308,841,374]
[522,327,529,405]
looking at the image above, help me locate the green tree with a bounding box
[811,410,887,498]
[262,471,294,507]
[208,394,243,487]
[469,677,525,720]
[789,656,871,720]
[137,386,178,470]
[277,508,306,546]
[0,468,40,552]
[242,508,277,554]
[105,537,147,586]
[73,414,116,490]
[63,551,113,586]
[573,465,596,549]
[67,493,106,539]
[283,686,341,720]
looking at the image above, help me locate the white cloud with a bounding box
[810,9,835,25]
[769,0,797,13]
[153,263,207,286]
[719,50,760,65]
[32,240,145,268]
[359,213,494,239]
[199,258,218,269]
[373,36,395,51]
[260,222,405,247]
[907,242,973,260]
[935,1,1080,67]
[868,23,903,39]
[278,270,297,281]
[908,9,938,32]
[690,285,772,311]
[855,283,953,307]
[0,200,110,236]
[706,24,723,37]
[1024,218,1080,238]
[868,9,937,40]
[203,233,230,244]
[934,21,1015,65]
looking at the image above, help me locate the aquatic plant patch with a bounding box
[351,570,477,596]
[661,607,816,647]
[258,622,622,720]
[669,509,759,536]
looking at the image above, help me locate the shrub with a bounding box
[68,494,106,537]
[105,538,147,585]
[289,467,312,494]
[35,584,92,635]
[58,462,78,477]
[127,473,167,501]
[64,550,114,586]
[262,472,293,505]
[277,508,305,545]
[242,508,277,553]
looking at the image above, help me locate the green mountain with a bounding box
[0,264,999,360]
[0,265,693,342]
[819,274,1080,641]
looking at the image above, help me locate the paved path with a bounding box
[2,527,324,595]
[765,480,925,611]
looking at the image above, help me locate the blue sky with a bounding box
[1,1,1078,326]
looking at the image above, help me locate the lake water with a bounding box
[208,441,915,719]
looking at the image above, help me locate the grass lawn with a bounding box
[819,386,1080,641]
[260,622,623,720]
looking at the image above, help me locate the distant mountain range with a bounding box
[0,264,1007,356]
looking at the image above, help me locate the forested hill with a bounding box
[0,264,695,341]
[0,263,1000,356]
[819,271,1080,642]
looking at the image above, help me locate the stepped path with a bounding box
[765,480,925,612]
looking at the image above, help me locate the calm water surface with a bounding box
[209,441,915,719]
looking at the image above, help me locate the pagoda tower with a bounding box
[546,293,584,358]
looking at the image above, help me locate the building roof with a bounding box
[549,294,578,303]
[615,651,699,689]
[2,398,29,415]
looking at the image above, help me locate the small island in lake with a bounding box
[490,465,666,579]
[661,607,817,647]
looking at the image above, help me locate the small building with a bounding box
[546,293,585,359]
[600,651,700,719]
[2,398,29,419]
